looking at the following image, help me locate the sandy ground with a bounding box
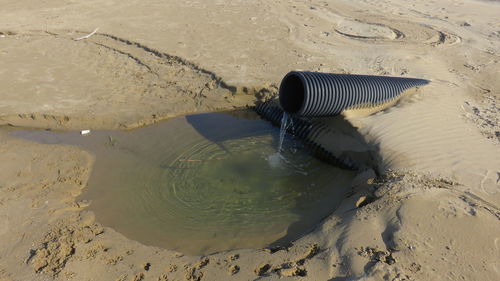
[1,0,499,280]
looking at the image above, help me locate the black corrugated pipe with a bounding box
[254,101,377,171]
[279,71,429,116]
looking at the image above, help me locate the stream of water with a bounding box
[278,112,288,152]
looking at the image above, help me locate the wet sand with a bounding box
[1,0,499,280]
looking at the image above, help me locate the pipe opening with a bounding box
[279,73,305,114]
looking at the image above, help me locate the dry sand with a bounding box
[0,0,499,280]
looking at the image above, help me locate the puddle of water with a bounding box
[11,110,358,255]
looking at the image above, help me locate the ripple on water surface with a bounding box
[12,110,358,254]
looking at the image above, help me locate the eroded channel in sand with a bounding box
[12,110,359,255]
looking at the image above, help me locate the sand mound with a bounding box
[355,81,500,205]
[334,20,403,40]
[325,172,500,280]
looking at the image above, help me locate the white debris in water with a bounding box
[80,130,91,135]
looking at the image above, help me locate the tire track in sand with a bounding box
[0,30,258,130]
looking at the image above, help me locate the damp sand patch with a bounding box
[11,110,360,255]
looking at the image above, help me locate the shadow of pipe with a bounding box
[253,99,383,251]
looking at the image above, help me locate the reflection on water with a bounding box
[11,110,358,255]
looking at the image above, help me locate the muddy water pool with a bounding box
[12,110,358,255]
